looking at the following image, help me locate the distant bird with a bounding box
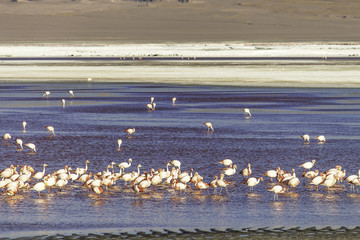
[87,78,92,81]
[301,134,310,143]
[218,159,233,167]
[124,128,135,135]
[16,139,23,150]
[45,126,56,137]
[299,159,316,172]
[150,97,155,104]
[61,99,66,107]
[243,108,252,117]
[172,97,176,105]
[146,103,153,110]
[315,135,326,142]
[117,139,122,150]
[25,143,37,153]
[68,90,74,97]
[43,91,50,97]
[203,122,214,132]
[22,121,27,132]
[2,133,11,143]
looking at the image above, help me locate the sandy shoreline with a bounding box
[0,42,359,88]
[1,42,360,58]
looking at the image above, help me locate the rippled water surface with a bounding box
[1,83,360,237]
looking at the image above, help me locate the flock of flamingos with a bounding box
[0,90,358,201]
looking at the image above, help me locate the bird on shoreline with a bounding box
[68,90,74,97]
[43,91,50,97]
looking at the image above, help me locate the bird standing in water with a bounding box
[203,122,214,132]
[45,126,56,137]
[243,108,252,117]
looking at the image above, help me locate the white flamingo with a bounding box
[203,122,214,132]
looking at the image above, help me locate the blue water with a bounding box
[1,82,360,237]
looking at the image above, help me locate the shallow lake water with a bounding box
[1,82,360,238]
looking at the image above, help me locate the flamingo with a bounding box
[210,176,218,194]
[146,103,154,111]
[33,164,48,181]
[302,170,319,179]
[118,158,132,170]
[299,159,316,172]
[223,165,237,179]
[217,174,229,194]
[301,134,310,143]
[172,179,190,196]
[243,177,263,192]
[203,122,214,132]
[22,121,27,132]
[68,90,74,97]
[268,184,286,200]
[25,143,37,153]
[31,182,47,197]
[92,186,104,196]
[151,171,162,192]
[45,126,55,137]
[315,135,326,142]
[218,158,233,167]
[2,133,11,143]
[240,163,252,178]
[74,160,90,175]
[16,139,23,150]
[117,139,122,150]
[288,176,300,192]
[0,165,15,180]
[194,180,210,194]
[321,174,337,192]
[139,173,152,190]
[168,160,181,170]
[263,168,279,182]
[309,173,326,192]
[132,184,144,195]
[124,128,135,135]
[243,108,252,117]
